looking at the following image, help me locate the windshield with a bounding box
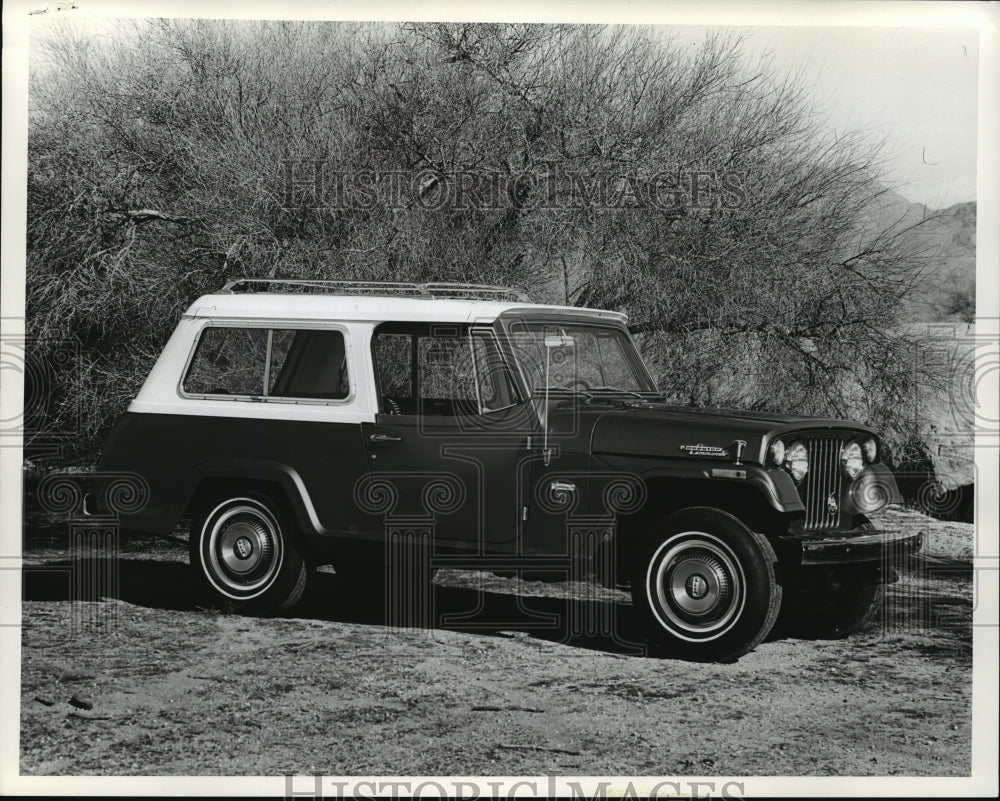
[506,320,656,395]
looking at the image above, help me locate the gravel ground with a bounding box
[18,507,974,776]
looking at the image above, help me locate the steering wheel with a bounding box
[566,379,592,391]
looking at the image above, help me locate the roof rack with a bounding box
[220,278,532,303]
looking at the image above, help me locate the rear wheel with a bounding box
[631,507,782,662]
[190,493,307,614]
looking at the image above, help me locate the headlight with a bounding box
[862,438,877,463]
[783,441,808,483]
[840,440,864,480]
[768,440,786,466]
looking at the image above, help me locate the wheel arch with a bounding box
[610,476,793,583]
[179,463,323,562]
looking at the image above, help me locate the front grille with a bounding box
[801,435,843,530]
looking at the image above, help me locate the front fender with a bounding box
[746,466,805,513]
[850,462,904,513]
[593,453,804,513]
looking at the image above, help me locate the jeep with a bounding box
[97,278,919,661]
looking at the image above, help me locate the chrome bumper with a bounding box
[776,528,923,566]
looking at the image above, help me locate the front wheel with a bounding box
[630,508,782,662]
[190,493,308,614]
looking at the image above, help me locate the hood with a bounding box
[584,401,875,465]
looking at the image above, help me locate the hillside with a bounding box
[867,190,976,322]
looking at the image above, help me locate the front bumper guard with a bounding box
[776,528,924,566]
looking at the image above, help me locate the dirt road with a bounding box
[19,507,973,776]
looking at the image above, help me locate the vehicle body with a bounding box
[98,278,920,660]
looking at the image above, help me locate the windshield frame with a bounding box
[497,312,659,398]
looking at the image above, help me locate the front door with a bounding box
[361,322,536,554]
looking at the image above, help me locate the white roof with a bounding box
[184,293,629,324]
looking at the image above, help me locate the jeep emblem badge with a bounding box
[685,574,708,600]
[826,493,839,517]
[679,443,728,457]
[234,537,254,560]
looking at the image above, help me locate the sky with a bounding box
[669,25,980,209]
[24,11,986,210]
[742,26,979,208]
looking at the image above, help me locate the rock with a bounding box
[34,696,55,707]
[69,694,93,710]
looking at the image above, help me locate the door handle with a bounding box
[369,433,403,442]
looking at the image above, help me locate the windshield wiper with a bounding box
[535,386,648,400]
[587,386,645,399]
[534,386,593,398]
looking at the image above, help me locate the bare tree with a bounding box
[27,20,947,462]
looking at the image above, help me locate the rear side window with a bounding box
[182,327,268,396]
[183,326,350,401]
[269,329,349,399]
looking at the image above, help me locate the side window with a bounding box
[183,326,350,401]
[269,329,350,400]
[418,332,478,409]
[373,324,519,416]
[182,327,268,396]
[374,333,415,414]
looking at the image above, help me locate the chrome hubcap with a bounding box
[219,521,269,575]
[669,551,731,615]
[202,500,282,599]
[647,533,746,642]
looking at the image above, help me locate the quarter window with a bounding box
[183,326,350,401]
[182,327,268,396]
[269,329,350,399]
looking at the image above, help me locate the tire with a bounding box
[190,492,308,615]
[630,507,782,662]
[777,574,885,639]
